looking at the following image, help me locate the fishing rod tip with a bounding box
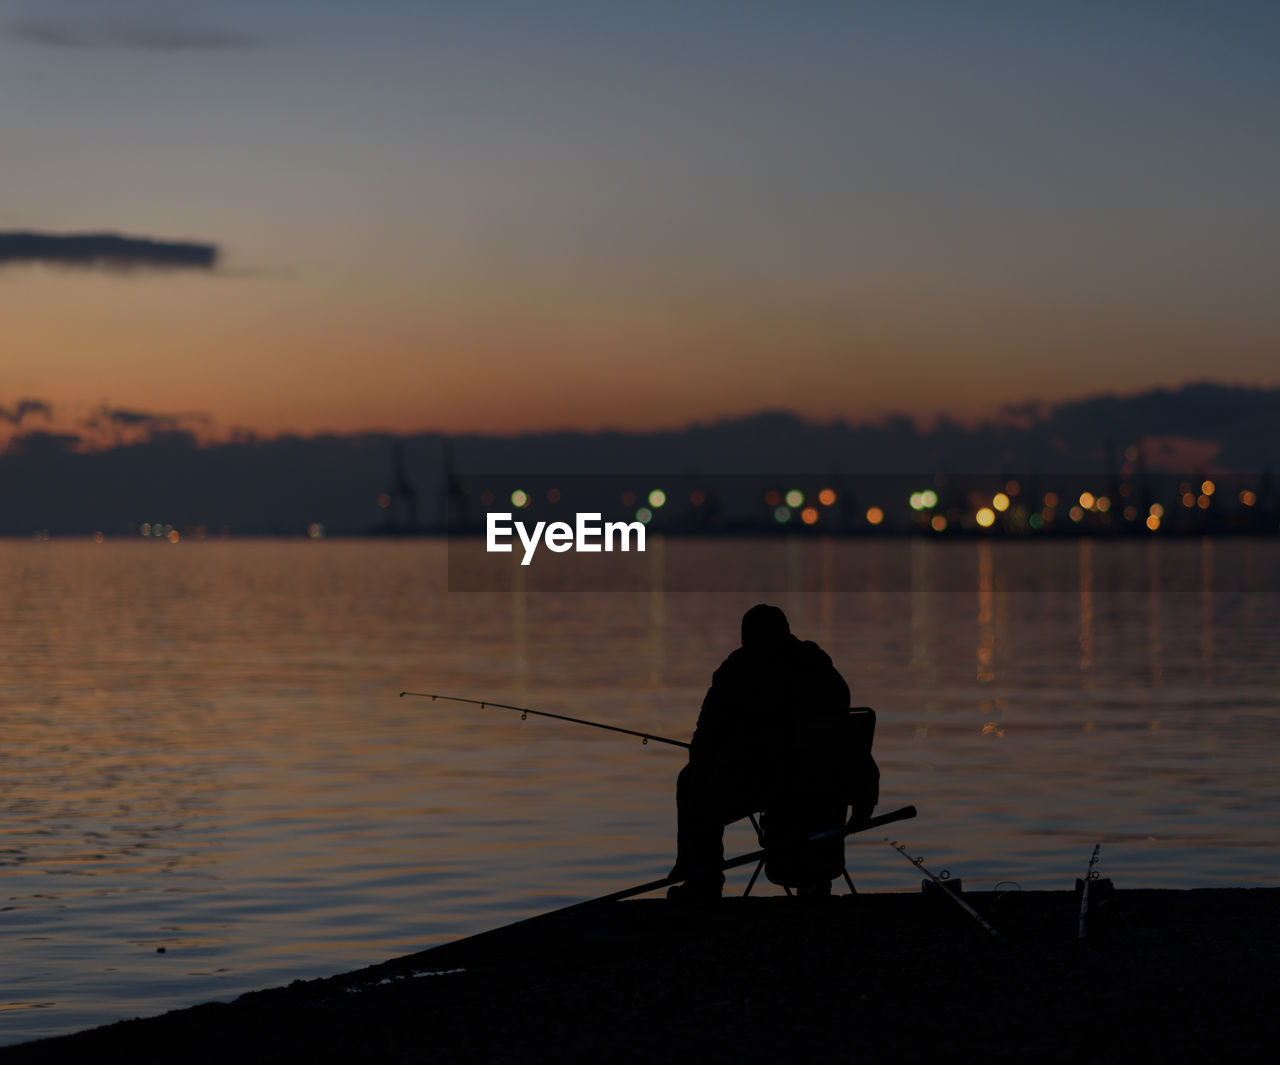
[398,691,407,697]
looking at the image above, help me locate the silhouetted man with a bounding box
[669,604,855,902]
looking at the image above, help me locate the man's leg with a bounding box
[672,763,756,896]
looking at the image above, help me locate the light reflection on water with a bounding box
[1,537,1278,1044]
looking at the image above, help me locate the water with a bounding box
[1,537,1278,1045]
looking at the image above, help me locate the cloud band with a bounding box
[0,231,219,271]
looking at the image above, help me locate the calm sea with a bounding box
[2,537,1278,1045]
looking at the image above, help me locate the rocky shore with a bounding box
[7,888,1277,1063]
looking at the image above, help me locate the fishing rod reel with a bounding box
[920,867,963,902]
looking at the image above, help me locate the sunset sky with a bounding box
[3,1,1278,444]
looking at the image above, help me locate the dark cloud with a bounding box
[0,398,53,425]
[4,430,81,457]
[82,405,212,436]
[0,231,218,271]
[8,14,262,51]
[101,407,168,428]
[80,407,212,450]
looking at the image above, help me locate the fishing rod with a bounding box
[886,836,1007,944]
[1078,843,1101,941]
[399,691,690,749]
[561,804,919,911]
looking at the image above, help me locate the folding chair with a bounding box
[741,707,879,897]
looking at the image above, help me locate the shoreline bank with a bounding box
[8,888,1277,1063]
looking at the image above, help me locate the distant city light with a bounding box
[690,489,707,506]
[93,531,105,543]
[992,492,1010,512]
[511,489,530,508]
[1149,503,1164,518]
[1197,494,1211,509]
[1028,513,1044,530]
[546,488,561,503]
[648,489,667,508]
[976,508,996,528]
[921,489,938,509]
[621,490,636,506]
[1005,480,1021,496]
[378,493,392,509]
[308,523,324,539]
[1146,515,1161,532]
[818,488,837,506]
[1044,492,1059,508]
[1201,480,1216,496]
[1069,506,1085,522]
[1096,496,1111,513]
[764,490,782,507]
[865,506,885,526]
[785,490,804,508]
[909,493,924,511]
[801,507,819,525]
[931,515,947,532]
[140,523,151,536]
[1240,490,1257,507]
[774,506,792,524]
[1079,492,1096,510]
[167,529,180,544]
[636,507,653,524]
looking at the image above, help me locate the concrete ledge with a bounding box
[9,888,1279,1063]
